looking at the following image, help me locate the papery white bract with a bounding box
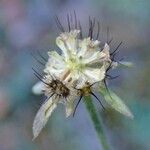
[33,96,57,139]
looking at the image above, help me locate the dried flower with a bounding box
[32,14,133,139]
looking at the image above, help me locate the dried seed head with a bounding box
[76,82,92,96]
[32,13,134,139]
[43,78,70,98]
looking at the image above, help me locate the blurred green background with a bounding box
[0,0,149,150]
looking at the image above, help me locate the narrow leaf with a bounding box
[99,87,134,119]
[119,61,133,68]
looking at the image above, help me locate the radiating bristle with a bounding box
[96,21,100,40]
[67,13,71,32]
[74,10,77,29]
[55,15,65,32]
[73,95,82,117]
[110,41,123,56]
[31,52,45,66]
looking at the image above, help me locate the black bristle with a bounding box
[73,95,82,117]
[30,52,45,66]
[78,21,83,39]
[37,51,47,62]
[110,41,123,56]
[74,10,77,29]
[96,21,100,40]
[55,15,65,32]
[91,92,105,110]
[67,13,71,32]
[32,68,49,86]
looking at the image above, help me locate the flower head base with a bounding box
[32,15,133,139]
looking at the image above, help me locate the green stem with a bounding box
[84,96,109,150]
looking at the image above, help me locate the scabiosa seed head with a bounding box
[32,13,133,139]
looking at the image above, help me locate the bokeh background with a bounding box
[0,0,149,150]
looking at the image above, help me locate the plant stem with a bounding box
[84,96,109,150]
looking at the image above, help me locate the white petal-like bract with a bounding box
[32,97,57,139]
[32,81,44,95]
